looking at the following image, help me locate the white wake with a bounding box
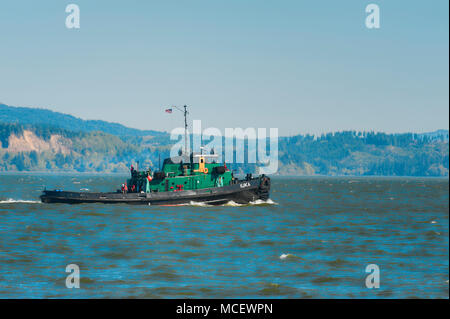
[0,198,41,204]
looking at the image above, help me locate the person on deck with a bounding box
[145,173,152,193]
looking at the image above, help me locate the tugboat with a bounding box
[40,106,270,206]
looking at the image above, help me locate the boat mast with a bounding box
[183,105,188,155]
[172,105,189,155]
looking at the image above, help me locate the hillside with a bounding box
[0,122,174,173]
[277,131,448,176]
[0,104,448,176]
[0,103,166,137]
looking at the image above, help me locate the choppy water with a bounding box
[0,174,448,298]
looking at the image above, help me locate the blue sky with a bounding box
[0,0,448,135]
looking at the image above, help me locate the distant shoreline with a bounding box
[0,171,448,179]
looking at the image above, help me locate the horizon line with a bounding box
[1,102,448,138]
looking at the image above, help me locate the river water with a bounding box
[0,174,448,298]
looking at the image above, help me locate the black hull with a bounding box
[40,177,270,206]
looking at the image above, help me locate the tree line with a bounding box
[0,122,448,176]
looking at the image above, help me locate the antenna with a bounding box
[171,105,190,155]
[184,105,188,155]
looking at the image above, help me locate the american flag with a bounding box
[165,108,172,113]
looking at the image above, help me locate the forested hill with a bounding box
[277,131,448,176]
[0,104,448,176]
[0,103,165,137]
